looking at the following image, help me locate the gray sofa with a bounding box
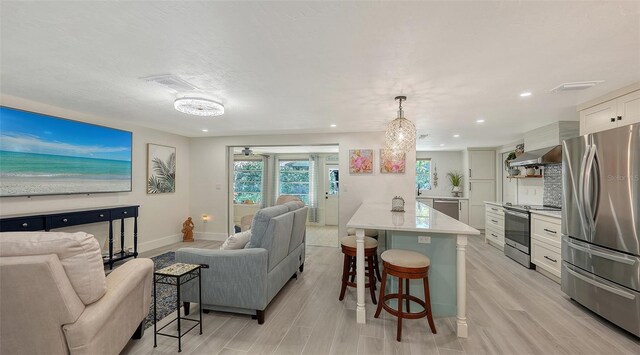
[176,200,307,323]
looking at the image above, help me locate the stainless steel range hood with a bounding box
[509,145,562,167]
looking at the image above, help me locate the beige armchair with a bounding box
[0,231,153,355]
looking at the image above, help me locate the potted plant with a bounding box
[447,171,463,196]
[504,151,520,176]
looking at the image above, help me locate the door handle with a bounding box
[325,196,328,199]
[611,117,616,122]
[469,182,471,191]
[469,168,471,179]
[617,116,622,121]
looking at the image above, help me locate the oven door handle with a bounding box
[504,209,529,219]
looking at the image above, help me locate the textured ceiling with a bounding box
[1,1,639,150]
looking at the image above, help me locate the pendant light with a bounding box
[384,95,416,154]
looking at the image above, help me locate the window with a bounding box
[234,160,263,204]
[328,167,339,195]
[279,160,310,204]
[416,159,431,191]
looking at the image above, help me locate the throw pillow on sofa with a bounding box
[220,230,251,250]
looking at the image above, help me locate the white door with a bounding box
[324,165,339,226]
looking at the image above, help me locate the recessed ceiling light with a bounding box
[330,124,337,128]
[476,119,485,123]
[202,129,209,132]
[453,134,460,138]
[440,144,445,147]
[520,92,532,97]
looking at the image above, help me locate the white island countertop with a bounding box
[347,201,480,235]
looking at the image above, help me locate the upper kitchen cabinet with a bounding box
[468,150,495,180]
[578,82,640,135]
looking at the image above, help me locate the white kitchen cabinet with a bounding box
[484,203,504,250]
[468,150,495,180]
[579,88,640,135]
[458,200,469,224]
[530,213,562,283]
[464,149,497,229]
[469,180,495,228]
[617,89,640,125]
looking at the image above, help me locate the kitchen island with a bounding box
[347,201,480,337]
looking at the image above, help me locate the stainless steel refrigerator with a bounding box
[561,123,639,336]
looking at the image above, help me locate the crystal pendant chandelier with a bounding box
[384,95,416,154]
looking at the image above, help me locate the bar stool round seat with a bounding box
[380,249,430,268]
[346,228,379,238]
[375,249,437,342]
[340,235,378,248]
[339,236,382,304]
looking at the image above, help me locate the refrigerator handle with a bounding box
[582,144,597,233]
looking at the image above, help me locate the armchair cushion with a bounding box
[0,232,106,304]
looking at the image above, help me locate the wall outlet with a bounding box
[418,236,431,244]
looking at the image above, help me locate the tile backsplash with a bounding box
[543,163,562,208]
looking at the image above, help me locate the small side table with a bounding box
[153,262,206,352]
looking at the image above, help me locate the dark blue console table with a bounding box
[0,205,140,269]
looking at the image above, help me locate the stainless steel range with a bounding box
[503,203,561,268]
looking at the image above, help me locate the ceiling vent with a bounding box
[549,81,604,93]
[141,74,199,92]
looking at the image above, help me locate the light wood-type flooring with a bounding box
[121,235,640,355]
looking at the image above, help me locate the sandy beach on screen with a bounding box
[0,177,131,196]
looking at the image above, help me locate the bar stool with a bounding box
[339,235,381,304]
[374,249,437,341]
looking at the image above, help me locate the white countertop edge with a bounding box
[484,201,504,207]
[347,223,480,235]
[530,210,562,219]
[417,196,469,200]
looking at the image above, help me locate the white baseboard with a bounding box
[195,232,228,241]
[138,233,182,253]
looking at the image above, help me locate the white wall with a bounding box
[0,95,191,252]
[190,132,416,240]
[496,140,522,204]
[416,150,463,197]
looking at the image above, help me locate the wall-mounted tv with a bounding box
[0,106,132,197]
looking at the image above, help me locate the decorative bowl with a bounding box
[508,169,521,176]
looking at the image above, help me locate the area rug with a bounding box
[144,251,178,329]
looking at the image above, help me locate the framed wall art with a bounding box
[147,143,176,194]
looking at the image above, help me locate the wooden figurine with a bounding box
[182,217,194,242]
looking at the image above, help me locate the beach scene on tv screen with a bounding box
[0,107,132,196]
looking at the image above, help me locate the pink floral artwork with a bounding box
[380,149,406,173]
[349,149,373,174]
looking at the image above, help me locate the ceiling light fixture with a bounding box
[202,129,209,132]
[519,92,532,97]
[384,96,416,154]
[174,97,224,117]
[476,119,485,123]
[330,124,337,128]
[453,134,460,138]
[440,144,445,147]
